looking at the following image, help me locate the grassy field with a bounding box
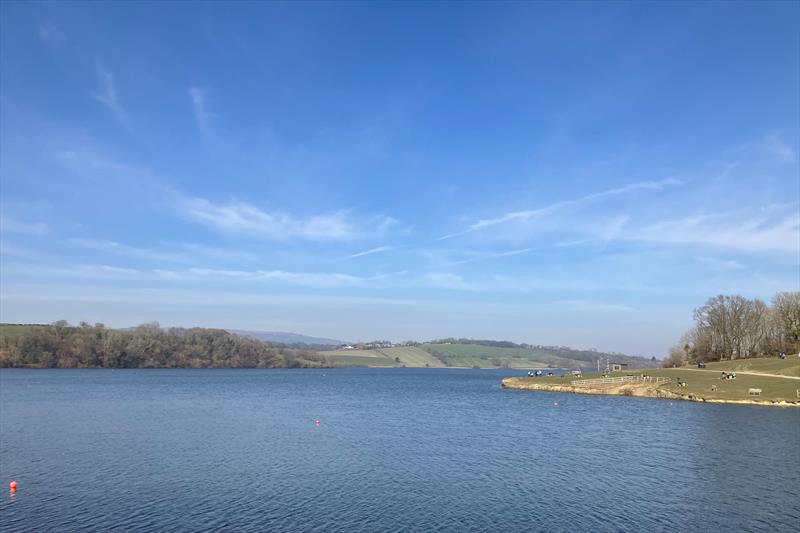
[645,368,794,402]
[382,347,445,367]
[0,324,49,339]
[329,342,658,370]
[421,343,573,369]
[701,357,800,378]
[321,346,445,367]
[321,344,557,369]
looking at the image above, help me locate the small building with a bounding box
[610,363,628,372]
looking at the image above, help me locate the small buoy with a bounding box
[9,481,17,491]
[553,402,558,406]
[315,419,321,426]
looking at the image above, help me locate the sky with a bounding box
[1,1,798,357]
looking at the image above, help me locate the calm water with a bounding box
[0,369,798,532]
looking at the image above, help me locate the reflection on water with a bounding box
[1,368,798,532]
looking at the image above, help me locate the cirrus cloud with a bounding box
[177,195,397,242]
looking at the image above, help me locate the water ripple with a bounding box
[1,368,798,532]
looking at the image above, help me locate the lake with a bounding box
[1,368,798,532]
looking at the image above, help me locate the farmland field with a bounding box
[0,324,50,339]
[321,347,444,367]
[420,343,576,369]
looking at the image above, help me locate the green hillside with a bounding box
[419,343,657,370]
[699,357,800,378]
[320,342,656,369]
[421,343,562,368]
[321,346,445,367]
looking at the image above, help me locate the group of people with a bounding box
[720,371,737,380]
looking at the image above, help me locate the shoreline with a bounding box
[500,377,800,407]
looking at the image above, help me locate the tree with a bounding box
[773,292,800,354]
[673,292,799,364]
[692,295,768,360]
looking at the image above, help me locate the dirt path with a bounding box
[681,368,800,380]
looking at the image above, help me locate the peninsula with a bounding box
[502,357,800,407]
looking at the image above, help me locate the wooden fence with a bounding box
[571,375,672,386]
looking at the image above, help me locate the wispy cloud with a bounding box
[49,145,402,244]
[424,272,480,291]
[696,256,745,271]
[69,238,185,263]
[555,300,637,313]
[184,268,371,288]
[70,238,264,264]
[423,272,604,293]
[188,87,213,140]
[38,22,66,46]
[346,246,394,259]
[454,247,538,265]
[92,65,128,126]
[760,133,796,164]
[440,178,681,240]
[3,262,376,289]
[177,195,396,242]
[0,215,48,236]
[2,263,141,280]
[83,265,140,276]
[635,211,799,253]
[178,243,258,263]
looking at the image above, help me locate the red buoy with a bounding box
[9,481,17,491]
[315,419,321,426]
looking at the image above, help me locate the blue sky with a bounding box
[1,1,798,356]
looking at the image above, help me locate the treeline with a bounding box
[666,292,800,367]
[0,322,324,368]
[429,338,523,349]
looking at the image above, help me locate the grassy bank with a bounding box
[700,358,800,378]
[502,358,800,406]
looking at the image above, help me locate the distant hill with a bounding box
[227,329,345,346]
[418,342,659,370]
[319,341,659,369]
[2,323,658,369]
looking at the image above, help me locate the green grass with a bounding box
[570,366,800,403]
[0,324,49,339]
[378,347,444,367]
[700,357,800,378]
[322,354,393,367]
[421,343,577,369]
[321,344,554,369]
[321,346,445,367]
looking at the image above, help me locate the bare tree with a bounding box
[773,292,800,354]
[693,295,768,360]
[740,298,768,358]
